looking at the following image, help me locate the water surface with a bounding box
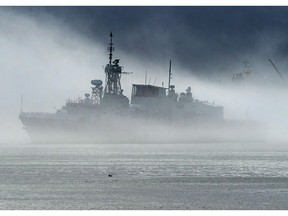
[0,142,287,210]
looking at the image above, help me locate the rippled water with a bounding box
[0,142,288,209]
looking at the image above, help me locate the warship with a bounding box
[19,33,268,143]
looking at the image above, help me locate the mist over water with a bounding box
[0,9,103,143]
[1,7,288,144]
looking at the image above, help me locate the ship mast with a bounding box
[108,32,114,65]
[104,32,123,95]
[168,60,172,94]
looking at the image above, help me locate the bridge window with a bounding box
[132,85,164,97]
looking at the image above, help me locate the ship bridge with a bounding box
[132,84,166,98]
[131,84,169,116]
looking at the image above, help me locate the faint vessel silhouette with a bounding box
[19,33,268,143]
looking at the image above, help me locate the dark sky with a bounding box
[10,6,288,77]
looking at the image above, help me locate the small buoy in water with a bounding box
[108,174,113,177]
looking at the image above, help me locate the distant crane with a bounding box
[269,58,286,82]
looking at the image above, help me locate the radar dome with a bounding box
[91,79,103,86]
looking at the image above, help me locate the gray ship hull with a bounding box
[20,114,268,144]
